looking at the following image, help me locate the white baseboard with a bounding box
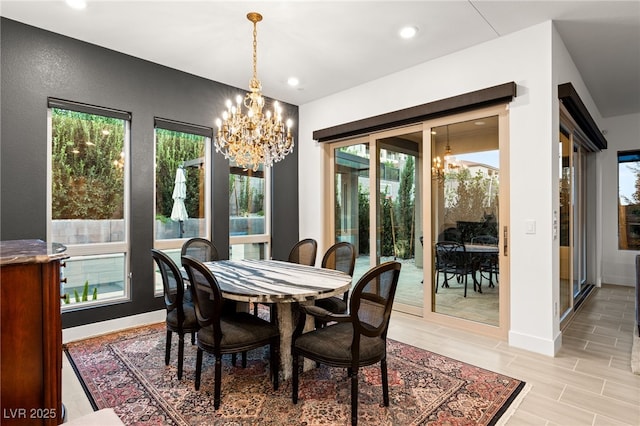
[63,310,165,344]
[508,329,561,356]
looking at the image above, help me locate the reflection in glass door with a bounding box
[430,115,501,326]
[376,136,421,312]
[331,127,423,315]
[333,141,371,285]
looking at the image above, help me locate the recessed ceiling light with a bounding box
[66,0,87,10]
[287,77,299,87]
[399,26,418,39]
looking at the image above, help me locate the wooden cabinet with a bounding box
[1,240,68,425]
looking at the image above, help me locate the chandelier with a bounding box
[214,12,294,172]
[431,125,460,182]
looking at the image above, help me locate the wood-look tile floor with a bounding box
[62,284,640,425]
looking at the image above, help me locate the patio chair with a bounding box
[434,241,474,297]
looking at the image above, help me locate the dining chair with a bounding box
[314,242,356,322]
[292,261,402,426]
[181,237,220,262]
[182,255,280,410]
[287,238,318,266]
[434,241,474,297]
[151,249,198,380]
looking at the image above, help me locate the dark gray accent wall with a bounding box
[0,18,299,328]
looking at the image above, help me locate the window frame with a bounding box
[618,149,640,251]
[47,100,132,309]
[152,119,212,295]
[229,164,272,260]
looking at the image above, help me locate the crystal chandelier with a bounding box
[214,12,294,172]
[432,125,460,182]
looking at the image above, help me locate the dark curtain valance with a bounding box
[313,82,517,143]
[48,97,131,121]
[558,82,607,151]
[154,117,213,139]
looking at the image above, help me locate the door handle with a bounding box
[503,225,508,256]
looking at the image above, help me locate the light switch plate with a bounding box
[525,220,536,234]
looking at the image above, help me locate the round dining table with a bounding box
[198,259,352,379]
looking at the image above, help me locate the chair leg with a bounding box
[191,332,196,345]
[381,357,389,407]
[463,274,468,297]
[194,348,203,390]
[231,353,237,366]
[177,333,185,380]
[292,353,299,404]
[350,367,359,426]
[165,330,172,366]
[214,355,222,410]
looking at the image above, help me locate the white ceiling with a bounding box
[1,1,639,118]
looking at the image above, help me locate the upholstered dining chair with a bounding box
[181,237,220,262]
[182,237,241,321]
[292,261,402,426]
[151,249,198,380]
[434,241,474,297]
[287,238,318,266]
[314,241,356,320]
[182,255,280,410]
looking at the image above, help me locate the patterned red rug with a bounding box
[64,323,526,425]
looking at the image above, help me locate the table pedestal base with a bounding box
[277,301,316,381]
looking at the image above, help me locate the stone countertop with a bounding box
[0,239,69,265]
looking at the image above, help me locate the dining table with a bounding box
[195,258,352,380]
[464,244,499,292]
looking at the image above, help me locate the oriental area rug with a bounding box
[64,323,526,426]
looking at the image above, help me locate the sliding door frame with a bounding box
[421,105,510,339]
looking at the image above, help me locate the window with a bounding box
[153,119,211,292]
[229,162,270,260]
[48,100,130,309]
[618,150,640,250]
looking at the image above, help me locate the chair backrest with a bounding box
[181,255,223,337]
[349,261,401,340]
[321,241,356,276]
[471,235,498,246]
[151,249,185,313]
[288,238,318,266]
[181,238,220,262]
[435,241,465,268]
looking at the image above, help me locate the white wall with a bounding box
[601,113,640,286]
[298,21,613,356]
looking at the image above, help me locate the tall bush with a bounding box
[51,109,125,219]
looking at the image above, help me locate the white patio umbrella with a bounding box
[170,167,188,237]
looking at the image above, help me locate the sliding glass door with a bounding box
[559,109,590,324]
[327,105,510,338]
[330,126,423,315]
[429,113,503,327]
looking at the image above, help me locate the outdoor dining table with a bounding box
[195,259,352,380]
[464,244,499,291]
